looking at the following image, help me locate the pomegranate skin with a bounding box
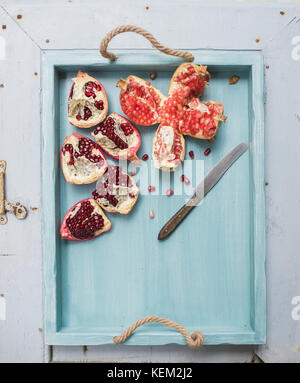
[60,133,107,185]
[92,113,141,164]
[60,198,111,242]
[68,71,108,129]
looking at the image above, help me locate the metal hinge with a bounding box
[0,160,27,225]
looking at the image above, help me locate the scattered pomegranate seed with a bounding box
[166,189,174,196]
[142,154,149,161]
[180,175,190,184]
[189,150,194,159]
[149,72,157,80]
[149,210,155,219]
[148,185,155,192]
[129,193,136,198]
[76,114,81,121]
[204,148,211,156]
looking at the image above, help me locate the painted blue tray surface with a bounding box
[42,50,265,345]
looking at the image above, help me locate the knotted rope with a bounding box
[100,25,194,62]
[113,315,204,349]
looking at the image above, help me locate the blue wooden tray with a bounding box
[42,50,265,345]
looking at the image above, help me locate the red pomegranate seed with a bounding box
[166,189,174,196]
[142,154,149,161]
[189,150,194,159]
[180,175,190,184]
[76,114,81,121]
[204,148,211,156]
[148,185,155,192]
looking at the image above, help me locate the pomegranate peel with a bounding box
[60,133,107,185]
[60,198,111,241]
[92,113,141,164]
[152,124,185,171]
[117,75,166,126]
[68,71,108,128]
[92,165,139,215]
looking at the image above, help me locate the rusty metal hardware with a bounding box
[0,160,27,225]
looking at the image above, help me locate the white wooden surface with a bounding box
[0,0,300,363]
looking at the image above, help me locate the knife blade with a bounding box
[158,143,248,240]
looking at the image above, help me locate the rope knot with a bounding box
[189,330,205,349]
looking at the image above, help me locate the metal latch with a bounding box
[0,160,27,225]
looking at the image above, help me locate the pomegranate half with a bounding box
[91,113,141,164]
[117,75,166,126]
[68,71,108,128]
[92,165,139,214]
[60,198,111,241]
[61,133,107,184]
[152,125,185,171]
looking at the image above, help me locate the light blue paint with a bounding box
[42,50,265,346]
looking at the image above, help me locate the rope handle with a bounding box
[100,25,194,62]
[113,315,204,349]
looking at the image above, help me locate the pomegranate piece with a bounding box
[160,95,226,140]
[92,165,139,214]
[60,198,111,241]
[142,154,149,161]
[68,71,108,128]
[148,185,155,192]
[117,75,166,126]
[168,63,210,98]
[61,133,107,184]
[204,148,211,156]
[92,113,141,164]
[152,124,185,171]
[166,189,174,196]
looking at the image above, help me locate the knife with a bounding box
[158,143,248,240]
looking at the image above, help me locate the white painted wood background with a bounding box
[0,0,300,363]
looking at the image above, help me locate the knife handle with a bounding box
[159,201,196,239]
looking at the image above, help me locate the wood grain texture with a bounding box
[42,50,265,346]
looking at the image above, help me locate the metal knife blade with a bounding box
[158,143,248,240]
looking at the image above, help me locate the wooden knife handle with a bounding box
[158,199,196,240]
